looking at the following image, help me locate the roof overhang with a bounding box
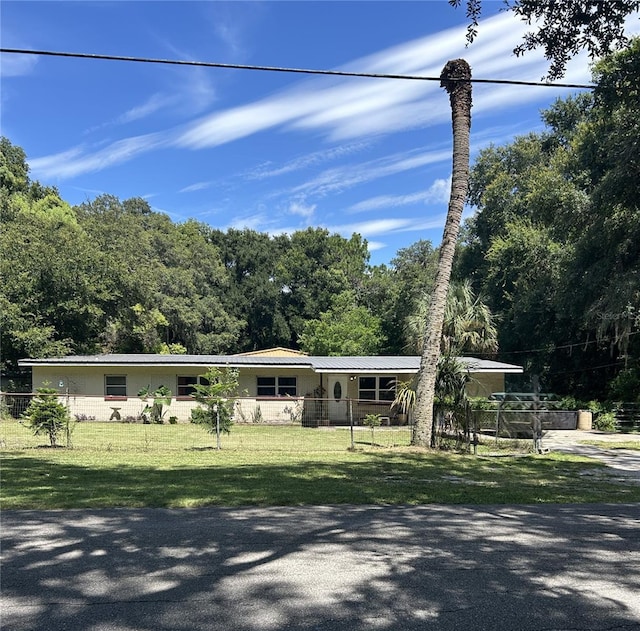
[19,354,523,374]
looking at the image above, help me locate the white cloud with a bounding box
[215,22,243,58]
[290,147,452,199]
[27,10,598,180]
[246,141,372,180]
[179,181,211,193]
[287,200,316,219]
[117,93,172,124]
[0,52,37,77]
[366,241,386,252]
[317,214,446,241]
[29,133,168,180]
[222,211,447,242]
[349,177,451,214]
[174,11,572,151]
[228,211,274,231]
[181,68,217,114]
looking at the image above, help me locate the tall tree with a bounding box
[298,291,385,356]
[459,42,640,399]
[413,59,472,448]
[275,228,370,347]
[362,240,439,355]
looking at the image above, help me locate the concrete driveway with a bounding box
[544,430,640,483]
[3,503,640,631]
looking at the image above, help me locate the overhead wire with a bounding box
[1,49,635,380]
[0,47,595,89]
[496,330,640,356]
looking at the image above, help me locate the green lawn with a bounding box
[581,440,640,451]
[2,420,639,509]
[0,418,411,452]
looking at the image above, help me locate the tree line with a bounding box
[1,41,638,403]
[0,142,438,374]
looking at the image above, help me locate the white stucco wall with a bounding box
[27,365,507,423]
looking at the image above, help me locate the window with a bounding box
[105,375,127,397]
[257,376,297,397]
[358,376,396,402]
[177,375,209,397]
[278,377,297,396]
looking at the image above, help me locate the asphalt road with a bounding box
[3,503,640,631]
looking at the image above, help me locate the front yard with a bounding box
[2,421,639,509]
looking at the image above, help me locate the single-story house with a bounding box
[18,349,522,425]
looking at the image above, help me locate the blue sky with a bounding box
[2,2,638,266]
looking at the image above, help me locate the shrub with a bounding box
[138,385,172,423]
[250,406,264,424]
[594,411,617,433]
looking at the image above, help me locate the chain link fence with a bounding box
[0,393,412,452]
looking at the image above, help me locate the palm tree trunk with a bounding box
[412,59,472,447]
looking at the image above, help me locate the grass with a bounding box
[581,440,640,451]
[0,419,411,452]
[2,420,639,509]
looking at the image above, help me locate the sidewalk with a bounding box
[543,429,640,483]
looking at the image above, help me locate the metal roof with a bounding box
[19,354,522,373]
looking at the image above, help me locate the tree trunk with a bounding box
[412,59,472,447]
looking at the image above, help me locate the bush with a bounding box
[138,385,172,423]
[594,411,617,433]
[558,396,582,411]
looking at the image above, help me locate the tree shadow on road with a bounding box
[3,458,640,630]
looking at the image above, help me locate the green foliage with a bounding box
[467,396,495,411]
[558,396,581,411]
[451,0,639,79]
[0,136,29,195]
[405,279,497,355]
[608,367,640,403]
[21,386,70,447]
[594,411,617,433]
[458,43,640,399]
[190,367,240,436]
[138,385,172,424]
[391,380,417,416]
[363,413,382,445]
[298,290,384,356]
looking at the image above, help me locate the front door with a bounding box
[327,375,349,423]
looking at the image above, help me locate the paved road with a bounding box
[3,503,640,631]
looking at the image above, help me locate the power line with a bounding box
[0,48,595,90]
[547,361,627,377]
[492,330,640,356]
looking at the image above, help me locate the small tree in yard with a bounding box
[190,367,240,448]
[363,413,382,446]
[22,386,70,447]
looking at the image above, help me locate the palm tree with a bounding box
[412,59,472,448]
[405,280,498,355]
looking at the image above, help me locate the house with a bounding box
[18,350,522,425]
